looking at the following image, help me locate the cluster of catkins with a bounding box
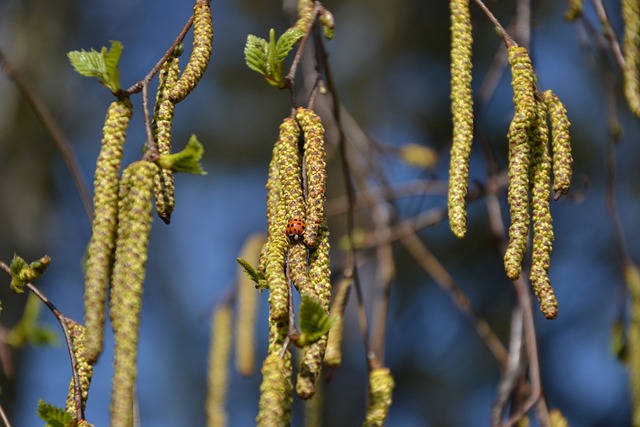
[78,1,213,425]
[448,0,573,320]
[253,106,332,426]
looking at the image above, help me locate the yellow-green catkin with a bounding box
[257,322,293,427]
[294,0,315,33]
[65,319,93,417]
[295,107,327,248]
[542,90,572,200]
[324,277,351,367]
[448,0,474,239]
[623,0,640,117]
[168,0,213,104]
[235,233,266,376]
[529,101,558,320]
[624,262,640,427]
[277,117,305,223]
[153,53,180,224]
[297,223,331,400]
[289,243,311,293]
[362,367,395,427]
[548,409,570,427]
[84,98,132,364]
[206,304,232,427]
[264,118,302,323]
[504,45,536,281]
[109,160,157,427]
[564,0,583,22]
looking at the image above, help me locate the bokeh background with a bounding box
[1,0,639,426]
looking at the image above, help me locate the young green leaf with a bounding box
[9,254,28,293]
[157,134,207,174]
[244,34,269,75]
[236,258,268,290]
[37,399,73,427]
[275,28,304,62]
[297,294,336,347]
[67,40,122,93]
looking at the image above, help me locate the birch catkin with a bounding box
[542,90,572,199]
[295,107,327,248]
[84,98,132,363]
[529,101,558,319]
[109,160,157,427]
[448,0,474,239]
[153,53,180,223]
[206,304,232,427]
[296,223,331,399]
[277,117,305,222]
[504,45,536,281]
[65,319,93,416]
[622,0,640,117]
[169,0,213,103]
[362,367,395,427]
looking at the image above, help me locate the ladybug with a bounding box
[286,217,306,242]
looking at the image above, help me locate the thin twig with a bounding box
[0,260,84,422]
[0,403,12,427]
[592,0,626,71]
[312,23,378,369]
[400,234,509,366]
[472,0,514,45]
[284,3,323,95]
[0,49,93,224]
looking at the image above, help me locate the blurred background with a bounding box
[0,0,639,426]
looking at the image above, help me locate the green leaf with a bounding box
[157,134,207,174]
[265,28,285,88]
[244,34,269,75]
[37,399,73,427]
[236,258,268,290]
[103,40,123,93]
[67,40,122,93]
[297,294,336,346]
[9,254,27,293]
[275,27,304,62]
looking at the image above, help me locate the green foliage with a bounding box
[157,134,207,174]
[9,254,51,293]
[7,293,57,347]
[244,28,304,88]
[236,257,268,290]
[37,399,73,427]
[297,294,336,347]
[67,40,123,94]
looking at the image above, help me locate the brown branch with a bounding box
[0,49,93,224]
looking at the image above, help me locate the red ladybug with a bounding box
[286,217,306,242]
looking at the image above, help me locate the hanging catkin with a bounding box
[153,52,180,223]
[542,89,572,199]
[362,367,395,427]
[503,45,536,281]
[206,304,232,427]
[168,0,213,103]
[109,160,157,427]
[448,0,474,239]
[84,98,132,363]
[529,101,558,319]
[296,222,331,400]
[65,318,93,417]
[622,0,640,117]
[295,107,327,248]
